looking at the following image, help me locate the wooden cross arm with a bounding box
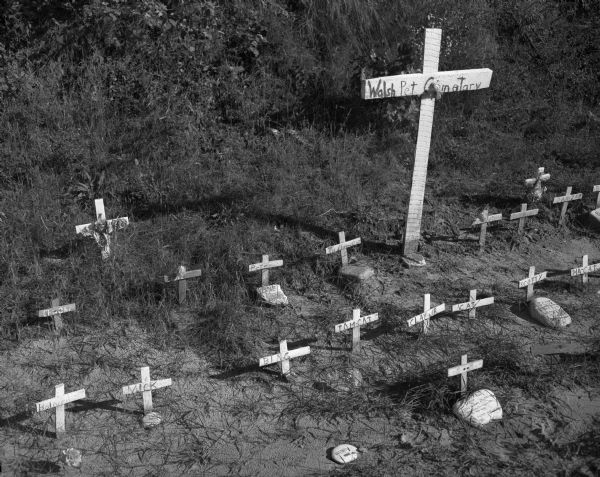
[38,303,76,317]
[36,389,86,412]
[122,378,172,395]
[334,313,379,333]
[407,304,446,327]
[471,213,502,226]
[75,217,129,235]
[259,346,311,366]
[553,193,583,204]
[451,297,494,313]
[510,209,539,220]
[326,237,361,254]
[571,263,600,276]
[164,269,202,283]
[518,272,547,288]
[525,174,550,186]
[249,259,284,272]
[447,359,483,377]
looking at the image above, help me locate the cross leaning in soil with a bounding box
[518,265,547,301]
[447,354,483,396]
[334,308,379,352]
[249,254,284,286]
[552,186,582,225]
[361,28,492,261]
[164,265,202,304]
[325,231,361,266]
[122,366,172,414]
[471,208,502,252]
[570,255,600,285]
[509,203,539,235]
[407,293,445,334]
[259,340,310,376]
[451,290,494,319]
[37,299,76,333]
[35,383,86,434]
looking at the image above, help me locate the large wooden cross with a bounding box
[362,28,493,261]
[75,199,129,260]
[35,383,86,434]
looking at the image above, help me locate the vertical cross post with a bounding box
[248,255,284,287]
[518,266,547,301]
[406,293,446,334]
[334,308,379,352]
[570,255,600,285]
[525,167,551,201]
[258,340,311,376]
[552,186,582,225]
[472,209,502,252]
[451,289,495,319]
[35,384,86,434]
[38,299,76,333]
[164,265,202,304]
[447,354,483,397]
[122,366,172,414]
[510,203,539,235]
[325,231,361,267]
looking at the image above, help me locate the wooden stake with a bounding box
[552,186,582,225]
[122,366,172,414]
[407,294,445,334]
[249,255,284,287]
[75,199,129,260]
[259,340,310,376]
[448,354,483,396]
[471,209,502,252]
[518,266,547,301]
[451,289,494,319]
[38,299,76,333]
[35,384,86,434]
[164,265,202,304]
[509,203,539,235]
[325,231,361,266]
[334,308,379,352]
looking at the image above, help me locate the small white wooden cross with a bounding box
[122,366,172,414]
[334,308,379,352]
[570,255,600,285]
[518,266,547,301]
[593,185,600,209]
[249,254,284,286]
[35,383,86,434]
[75,199,129,260]
[447,354,483,396]
[361,28,492,260]
[451,290,494,319]
[525,167,551,201]
[510,203,539,235]
[406,294,445,334]
[471,208,502,251]
[37,299,76,333]
[553,186,582,225]
[164,265,202,304]
[325,231,361,266]
[259,340,310,376]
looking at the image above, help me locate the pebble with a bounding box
[331,444,358,464]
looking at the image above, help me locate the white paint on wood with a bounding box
[510,203,538,235]
[258,340,310,375]
[325,235,361,255]
[553,186,582,225]
[248,258,284,272]
[471,213,502,226]
[571,255,600,284]
[122,366,172,414]
[519,266,546,301]
[35,384,85,434]
[38,303,76,317]
[448,354,483,396]
[407,294,445,332]
[334,309,379,352]
[451,290,494,320]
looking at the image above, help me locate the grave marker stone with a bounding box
[509,203,538,235]
[594,185,600,209]
[447,354,483,396]
[259,340,310,376]
[164,265,202,304]
[248,255,287,305]
[471,208,502,252]
[334,308,379,352]
[552,186,582,225]
[406,294,445,334]
[37,299,76,333]
[525,167,550,201]
[361,28,493,263]
[518,266,547,301]
[75,199,129,260]
[451,290,494,319]
[35,384,86,434]
[570,254,600,285]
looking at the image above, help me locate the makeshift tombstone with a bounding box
[37,299,76,333]
[471,208,502,252]
[509,203,539,235]
[325,232,374,281]
[35,384,86,434]
[518,266,571,328]
[406,294,445,334]
[451,290,494,319]
[122,366,172,428]
[164,265,202,304]
[248,255,287,305]
[570,254,600,285]
[75,199,129,260]
[259,340,310,376]
[334,308,379,352]
[524,167,550,201]
[552,186,582,225]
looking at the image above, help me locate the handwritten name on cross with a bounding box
[447,354,483,396]
[75,199,129,260]
[525,167,550,201]
[518,266,547,301]
[259,340,310,376]
[361,28,492,260]
[553,186,582,225]
[122,366,172,414]
[164,265,202,304]
[510,203,539,235]
[471,208,502,252]
[334,308,379,352]
[407,293,445,334]
[38,299,76,333]
[35,383,86,434]
[249,255,284,286]
[451,290,494,319]
[571,255,600,285]
[325,231,361,266]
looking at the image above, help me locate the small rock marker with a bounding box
[331,444,359,464]
[164,265,202,304]
[407,294,445,334]
[259,339,310,376]
[525,167,550,201]
[326,232,375,281]
[334,308,379,352]
[451,290,494,319]
[122,366,172,428]
[471,208,502,252]
[510,203,539,235]
[518,265,547,301]
[37,299,75,333]
[570,254,600,285]
[552,186,582,225]
[75,198,129,260]
[248,254,288,305]
[35,384,86,434]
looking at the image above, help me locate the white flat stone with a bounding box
[588,209,600,231]
[257,284,288,306]
[453,389,502,427]
[402,252,426,267]
[142,411,162,429]
[340,265,374,281]
[528,297,571,328]
[331,444,358,464]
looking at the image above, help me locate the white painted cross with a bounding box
[122,366,172,414]
[259,340,310,376]
[518,266,547,301]
[75,198,129,260]
[553,186,582,225]
[571,254,600,285]
[509,203,539,235]
[249,254,284,286]
[164,265,202,304]
[334,308,379,352]
[35,384,86,434]
[471,208,502,251]
[593,185,600,209]
[525,167,551,201]
[326,231,361,266]
[451,290,494,319]
[361,28,492,260]
[447,354,483,396]
[406,294,445,334]
[37,299,76,333]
